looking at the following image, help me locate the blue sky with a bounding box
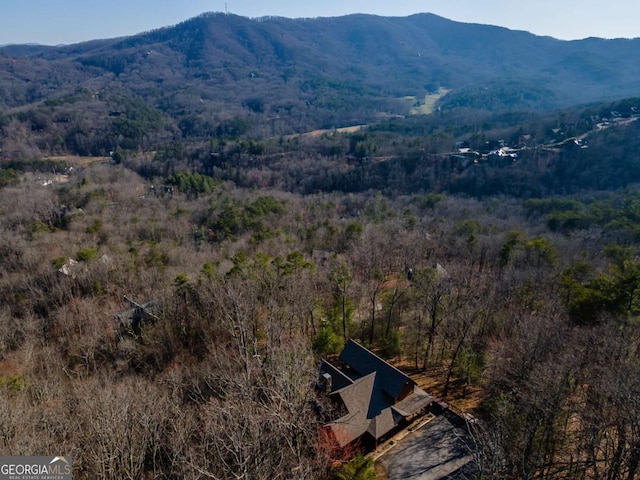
[1,0,639,45]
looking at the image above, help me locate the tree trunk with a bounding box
[369,284,381,345]
[342,291,347,339]
[422,292,442,371]
[385,288,402,337]
[443,313,476,396]
[369,295,376,345]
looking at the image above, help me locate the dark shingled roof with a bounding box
[323,340,433,446]
[319,359,354,392]
[392,388,433,417]
[329,373,377,447]
[339,339,415,401]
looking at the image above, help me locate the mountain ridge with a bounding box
[2,12,640,156]
[3,13,639,104]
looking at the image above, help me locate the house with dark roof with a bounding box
[319,339,433,448]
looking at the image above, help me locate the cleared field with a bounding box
[409,88,450,115]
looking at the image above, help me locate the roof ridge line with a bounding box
[330,370,376,396]
[346,339,411,380]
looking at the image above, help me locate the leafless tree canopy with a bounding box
[0,129,640,479]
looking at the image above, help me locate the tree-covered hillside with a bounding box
[3,12,640,480]
[2,150,640,478]
[2,12,640,150]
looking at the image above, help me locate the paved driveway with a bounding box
[379,416,476,480]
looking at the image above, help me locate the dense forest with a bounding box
[2,11,640,480]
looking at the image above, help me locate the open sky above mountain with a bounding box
[1,0,639,45]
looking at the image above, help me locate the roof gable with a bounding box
[328,373,377,446]
[332,372,376,417]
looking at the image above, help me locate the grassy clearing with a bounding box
[409,88,450,115]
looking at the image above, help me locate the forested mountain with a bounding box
[4,11,640,480]
[2,12,640,152]
[9,12,640,104]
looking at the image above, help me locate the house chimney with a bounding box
[321,372,333,394]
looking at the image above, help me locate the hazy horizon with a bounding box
[1,0,639,46]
